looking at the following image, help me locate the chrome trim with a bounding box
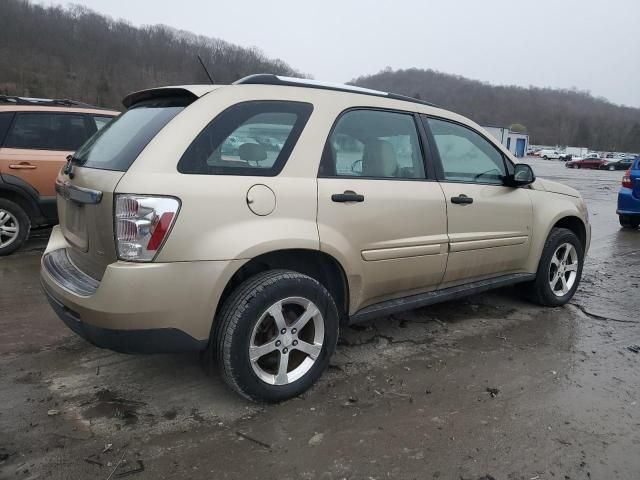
[42,249,99,296]
[55,179,103,204]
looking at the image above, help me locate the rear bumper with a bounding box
[617,188,640,216]
[41,226,244,353]
[42,284,207,353]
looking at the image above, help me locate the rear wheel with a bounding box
[0,199,30,256]
[543,155,549,160]
[213,270,339,402]
[619,215,640,229]
[528,228,583,306]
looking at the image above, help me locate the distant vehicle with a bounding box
[566,157,608,169]
[0,95,118,255]
[559,152,575,161]
[539,149,561,160]
[617,158,640,228]
[600,157,637,171]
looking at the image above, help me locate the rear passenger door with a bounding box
[0,112,95,197]
[423,117,533,287]
[317,109,448,312]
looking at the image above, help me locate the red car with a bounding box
[565,157,607,169]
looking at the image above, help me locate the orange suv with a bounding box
[0,96,118,255]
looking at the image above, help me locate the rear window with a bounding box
[74,97,190,171]
[178,101,313,176]
[4,112,92,151]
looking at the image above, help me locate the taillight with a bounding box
[622,168,632,188]
[115,195,180,261]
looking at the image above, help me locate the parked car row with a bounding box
[0,96,118,255]
[565,155,637,170]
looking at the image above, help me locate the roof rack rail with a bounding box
[233,74,437,108]
[0,95,104,109]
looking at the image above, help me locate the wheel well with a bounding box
[553,216,586,249]
[218,249,350,323]
[0,188,39,221]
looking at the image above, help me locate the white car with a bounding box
[539,149,561,160]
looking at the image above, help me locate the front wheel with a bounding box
[608,165,615,171]
[213,270,339,402]
[619,215,640,229]
[527,228,584,306]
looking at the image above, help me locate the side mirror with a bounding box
[506,163,535,187]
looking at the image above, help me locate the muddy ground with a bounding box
[1,157,638,479]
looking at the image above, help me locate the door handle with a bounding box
[331,190,365,203]
[451,194,473,204]
[9,163,37,170]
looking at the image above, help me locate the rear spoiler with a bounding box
[122,85,223,109]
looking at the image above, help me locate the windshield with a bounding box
[74,96,192,171]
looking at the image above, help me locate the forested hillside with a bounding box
[353,68,640,152]
[0,0,298,109]
[1,1,638,151]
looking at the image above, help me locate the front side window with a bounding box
[320,109,425,179]
[427,117,507,185]
[178,101,313,176]
[5,113,91,151]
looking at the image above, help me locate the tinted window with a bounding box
[320,109,425,179]
[178,101,313,176]
[93,115,114,131]
[75,97,189,172]
[0,112,14,145]
[427,118,506,185]
[5,113,91,150]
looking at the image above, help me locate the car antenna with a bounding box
[197,55,214,84]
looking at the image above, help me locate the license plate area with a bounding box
[63,200,89,251]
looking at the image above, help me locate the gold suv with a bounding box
[41,76,590,402]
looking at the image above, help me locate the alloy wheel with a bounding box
[0,209,19,248]
[549,242,579,296]
[249,296,325,385]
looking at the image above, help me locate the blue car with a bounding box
[617,156,640,229]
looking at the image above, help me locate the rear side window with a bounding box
[0,112,14,145]
[178,101,313,176]
[4,113,92,151]
[319,109,426,179]
[75,97,189,171]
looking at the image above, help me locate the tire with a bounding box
[608,165,615,171]
[543,156,548,160]
[0,198,30,256]
[619,215,640,229]
[213,269,339,402]
[527,228,584,307]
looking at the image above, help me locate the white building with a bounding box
[482,125,529,158]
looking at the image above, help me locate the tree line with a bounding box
[0,0,299,109]
[1,1,638,152]
[352,68,640,152]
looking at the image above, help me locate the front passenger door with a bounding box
[424,117,533,287]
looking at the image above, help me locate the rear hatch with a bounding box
[56,91,199,280]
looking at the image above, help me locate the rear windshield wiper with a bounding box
[63,154,79,179]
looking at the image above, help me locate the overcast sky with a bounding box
[48,0,640,107]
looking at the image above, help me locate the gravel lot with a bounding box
[1,157,638,479]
